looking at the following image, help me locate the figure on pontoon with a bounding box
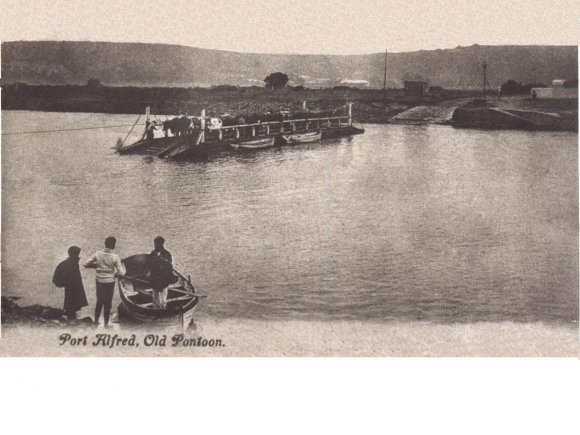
[143,120,157,141]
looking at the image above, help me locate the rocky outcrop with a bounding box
[1,296,94,327]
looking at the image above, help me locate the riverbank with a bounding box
[389,96,578,131]
[3,297,577,356]
[2,84,576,130]
[1,296,94,328]
[1,83,480,123]
[449,97,578,131]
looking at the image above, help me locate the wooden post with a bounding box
[145,106,150,123]
[383,49,388,99]
[482,61,488,100]
[302,101,307,111]
[218,129,223,141]
[280,122,284,133]
[266,124,270,135]
[200,109,205,143]
[348,102,352,127]
[292,122,296,132]
[251,126,256,137]
[235,128,240,139]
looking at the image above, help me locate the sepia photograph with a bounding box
[0,0,578,357]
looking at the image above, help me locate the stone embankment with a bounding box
[389,105,457,124]
[1,296,93,327]
[388,98,475,125]
[390,97,578,131]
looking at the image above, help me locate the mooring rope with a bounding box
[119,114,142,147]
[2,105,349,136]
[2,122,146,136]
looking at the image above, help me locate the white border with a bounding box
[0,358,579,435]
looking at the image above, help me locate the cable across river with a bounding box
[1,123,147,136]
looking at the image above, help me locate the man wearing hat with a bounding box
[151,236,172,264]
[148,236,174,308]
[52,246,89,320]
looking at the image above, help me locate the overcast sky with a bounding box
[2,0,578,55]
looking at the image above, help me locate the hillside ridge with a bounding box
[1,41,577,89]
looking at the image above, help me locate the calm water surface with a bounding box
[2,111,578,323]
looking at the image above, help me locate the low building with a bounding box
[403,80,429,97]
[531,79,578,99]
[303,78,332,89]
[339,79,370,88]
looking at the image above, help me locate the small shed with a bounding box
[404,80,429,97]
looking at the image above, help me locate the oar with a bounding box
[182,272,209,298]
[172,272,209,298]
[118,274,149,285]
[119,274,207,298]
[157,258,208,298]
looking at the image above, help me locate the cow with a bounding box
[163,116,192,137]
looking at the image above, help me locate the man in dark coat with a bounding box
[151,236,172,264]
[52,246,89,320]
[148,236,175,308]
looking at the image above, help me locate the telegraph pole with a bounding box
[383,49,388,99]
[482,61,488,99]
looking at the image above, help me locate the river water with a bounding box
[2,111,578,323]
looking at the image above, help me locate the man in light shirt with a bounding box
[84,236,125,327]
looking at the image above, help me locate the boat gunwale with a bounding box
[118,254,200,317]
[282,130,322,143]
[231,136,276,149]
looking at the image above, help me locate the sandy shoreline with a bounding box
[1,319,578,357]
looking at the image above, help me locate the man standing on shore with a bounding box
[52,246,88,320]
[84,236,125,327]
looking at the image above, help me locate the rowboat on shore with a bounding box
[230,136,275,151]
[117,254,201,328]
[282,130,322,144]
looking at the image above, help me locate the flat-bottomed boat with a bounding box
[117,254,201,328]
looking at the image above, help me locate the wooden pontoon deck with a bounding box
[118,104,365,159]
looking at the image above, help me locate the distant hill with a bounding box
[1,41,577,89]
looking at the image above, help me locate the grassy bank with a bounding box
[1,83,484,123]
[3,84,576,128]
